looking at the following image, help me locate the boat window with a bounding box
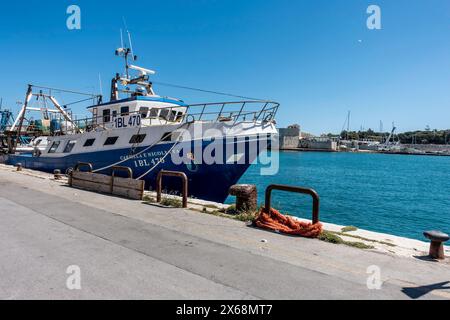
[170,110,178,121]
[63,140,77,153]
[129,134,146,144]
[103,109,111,123]
[121,106,129,116]
[104,136,119,146]
[160,109,170,120]
[149,108,159,118]
[139,107,149,118]
[112,110,117,119]
[83,138,95,147]
[48,141,61,153]
[176,111,184,121]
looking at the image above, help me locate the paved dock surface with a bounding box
[0,167,449,299]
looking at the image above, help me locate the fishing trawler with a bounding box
[4,43,279,203]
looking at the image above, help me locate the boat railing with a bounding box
[63,100,279,134]
[184,100,279,124]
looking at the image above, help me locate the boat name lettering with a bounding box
[119,150,168,161]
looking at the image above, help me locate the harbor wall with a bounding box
[299,139,338,151]
[402,144,450,153]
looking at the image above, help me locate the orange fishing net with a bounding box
[255,207,323,238]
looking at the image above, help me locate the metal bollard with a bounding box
[423,230,449,260]
[229,184,257,212]
[53,169,62,180]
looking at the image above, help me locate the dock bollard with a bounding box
[16,163,22,171]
[423,230,449,260]
[53,169,62,180]
[229,184,257,212]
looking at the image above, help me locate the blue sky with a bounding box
[0,0,449,134]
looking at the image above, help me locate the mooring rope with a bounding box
[129,125,143,156]
[255,207,322,238]
[135,130,186,180]
[92,121,191,173]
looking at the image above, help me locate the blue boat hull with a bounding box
[5,138,267,203]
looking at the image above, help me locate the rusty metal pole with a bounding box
[110,166,134,194]
[265,184,320,224]
[156,172,163,203]
[68,171,73,187]
[69,162,93,187]
[180,175,188,208]
[156,170,188,208]
[74,162,93,172]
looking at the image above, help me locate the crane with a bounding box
[384,122,397,145]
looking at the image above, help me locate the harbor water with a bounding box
[230,151,450,240]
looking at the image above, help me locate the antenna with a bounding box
[98,73,103,96]
[122,17,136,61]
[111,21,156,100]
[127,30,136,61]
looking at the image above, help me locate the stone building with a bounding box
[278,124,301,149]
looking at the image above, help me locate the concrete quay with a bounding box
[0,164,449,300]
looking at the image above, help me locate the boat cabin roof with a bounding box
[86,96,187,109]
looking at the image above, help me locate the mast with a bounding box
[346,110,350,140]
[110,30,156,102]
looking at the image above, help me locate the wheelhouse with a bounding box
[88,96,188,129]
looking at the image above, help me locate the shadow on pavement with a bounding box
[402,281,450,299]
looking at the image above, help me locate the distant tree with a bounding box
[333,128,450,145]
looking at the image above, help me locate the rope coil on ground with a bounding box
[255,207,323,238]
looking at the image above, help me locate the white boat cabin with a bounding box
[89,96,188,130]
